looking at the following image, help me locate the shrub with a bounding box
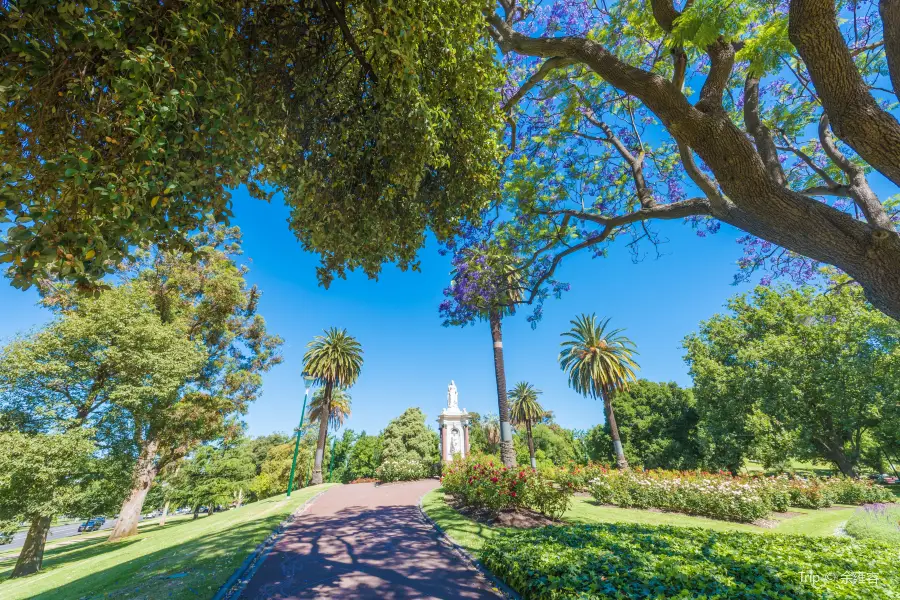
[481,523,898,599]
[824,478,894,504]
[375,458,430,483]
[441,456,572,519]
[587,470,771,522]
[845,503,900,544]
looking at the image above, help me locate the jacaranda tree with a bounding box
[484,0,900,320]
[303,328,363,485]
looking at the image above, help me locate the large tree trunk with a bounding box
[526,420,537,469]
[490,310,517,468]
[604,391,629,470]
[311,381,332,485]
[108,439,159,542]
[159,501,170,526]
[11,515,51,578]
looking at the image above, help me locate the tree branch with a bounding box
[743,74,787,186]
[880,0,900,95]
[696,39,737,112]
[677,142,729,212]
[818,115,894,232]
[503,57,577,112]
[322,0,378,84]
[789,0,900,186]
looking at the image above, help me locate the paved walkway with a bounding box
[240,479,503,599]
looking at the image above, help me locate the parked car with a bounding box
[78,519,101,533]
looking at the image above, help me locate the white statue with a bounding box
[450,427,461,455]
[447,380,458,409]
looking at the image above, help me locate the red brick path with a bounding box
[240,480,503,599]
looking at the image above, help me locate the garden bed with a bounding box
[446,494,556,529]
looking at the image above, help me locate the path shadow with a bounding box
[241,505,501,599]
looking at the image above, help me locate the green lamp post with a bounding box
[287,373,315,497]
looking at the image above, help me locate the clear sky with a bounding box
[1,187,757,438]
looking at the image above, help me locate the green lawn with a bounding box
[0,484,335,600]
[422,489,857,553]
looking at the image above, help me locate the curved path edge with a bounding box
[417,491,520,600]
[214,486,333,600]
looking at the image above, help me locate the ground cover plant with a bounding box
[845,503,900,545]
[0,486,333,600]
[481,524,898,600]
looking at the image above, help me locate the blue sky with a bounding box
[1,187,758,438]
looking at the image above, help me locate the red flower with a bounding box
[491,477,499,483]
[511,491,516,497]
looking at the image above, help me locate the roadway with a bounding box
[0,519,118,552]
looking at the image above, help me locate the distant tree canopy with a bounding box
[1,0,503,288]
[685,284,900,477]
[381,407,439,465]
[585,380,702,470]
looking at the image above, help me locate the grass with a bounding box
[421,488,859,552]
[742,458,837,477]
[0,484,335,600]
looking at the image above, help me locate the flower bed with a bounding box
[481,523,898,599]
[441,456,572,519]
[582,469,893,523]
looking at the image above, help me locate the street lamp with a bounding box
[287,372,316,497]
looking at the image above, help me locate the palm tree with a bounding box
[559,314,638,469]
[303,328,363,484]
[309,387,352,431]
[509,382,545,469]
[482,413,501,453]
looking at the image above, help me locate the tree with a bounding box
[346,432,383,481]
[0,283,205,567]
[303,328,363,485]
[309,388,352,432]
[1,0,503,290]
[585,380,702,470]
[0,430,96,577]
[103,227,281,541]
[381,408,440,466]
[440,244,525,467]
[483,1,900,321]
[685,284,900,477]
[559,314,639,469]
[514,422,583,468]
[465,412,491,455]
[509,382,545,469]
[329,429,357,484]
[168,445,256,515]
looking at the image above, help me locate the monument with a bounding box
[437,380,470,461]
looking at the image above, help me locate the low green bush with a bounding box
[481,523,898,599]
[845,503,900,544]
[375,458,430,482]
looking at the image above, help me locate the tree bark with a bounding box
[789,0,900,187]
[108,439,159,541]
[159,501,170,526]
[311,381,332,485]
[490,309,517,468]
[604,390,629,470]
[526,420,536,469]
[11,515,51,578]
